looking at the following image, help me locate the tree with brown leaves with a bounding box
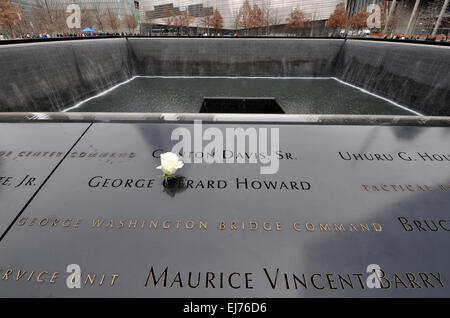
[0,0,24,37]
[286,7,309,35]
[236,0,252,32]
[327,2,349,31]
[236,1,265,34]
[250,3,264,29]
[350,10,370,30]
[211,8,223,29]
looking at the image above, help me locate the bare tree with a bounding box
[309,2,321,37]
[81,9,94,29]
[30,0,68,35]
[104,8,120,33]
[261,0,281,35]
[200,3,217,35]
[92,3,105,33]
[181,10,194,33]
[145,12,154,35]
[200,0,212,34]
[171,11,180,34]
[200,11,211,34]
[30,6,46,34]
[124,13,138,33]
[270,11,282,34]
[161,6,174,32]
[261,0,271,35]
[172,9,193,35]
[232,8,239,30]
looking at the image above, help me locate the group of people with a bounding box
[0,32,141,40]
[381,33,449,42]
[1,32,449,42]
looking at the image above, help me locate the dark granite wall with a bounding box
[0,38,133,112]
[0,38,448,115]
[337,40,450,116]
[127,38,345,77]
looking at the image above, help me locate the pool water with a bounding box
[67,77,417,115]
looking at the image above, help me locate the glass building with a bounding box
[347,0,449,34]
[347,0,389,17]
[66,0,137,21]
[139,0,345,29]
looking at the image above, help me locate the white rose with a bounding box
[157,152,184,175]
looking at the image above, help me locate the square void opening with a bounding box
[200,97,285,114]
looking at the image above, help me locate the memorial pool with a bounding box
[65,77,419,115]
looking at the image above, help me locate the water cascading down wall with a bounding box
[0,38,448,115]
